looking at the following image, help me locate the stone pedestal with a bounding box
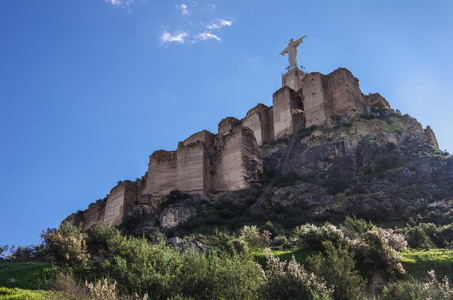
[282,67,305,91]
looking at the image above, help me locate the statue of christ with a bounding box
[280,35,306,68]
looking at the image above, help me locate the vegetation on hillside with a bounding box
[1,214,453,299]
[2,110,452,299]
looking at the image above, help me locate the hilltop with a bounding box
[62,67,452,236]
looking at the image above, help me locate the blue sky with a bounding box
[1,0,452,247]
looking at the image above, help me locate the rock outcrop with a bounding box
[166,237,216,254]
[160,205,197,230]
[63,67,448,232]
[255,110,452,220]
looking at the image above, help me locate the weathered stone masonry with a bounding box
[64,67,439,230]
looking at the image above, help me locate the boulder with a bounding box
[166,237,216,254]
[190,194,211,207]
[160,204,197,230]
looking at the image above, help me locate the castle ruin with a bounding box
[64,38,437,230]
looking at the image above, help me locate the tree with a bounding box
[41,222,89,269]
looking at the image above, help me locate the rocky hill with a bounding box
[63,67,453,236]
[257,110,452,219]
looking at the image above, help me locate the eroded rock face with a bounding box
[160,204,197,230]
[257,111,453,218]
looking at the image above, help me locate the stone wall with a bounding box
[140,127,262,198]
[66,67,434,232]
[218,117,242,135]
[243,103,274,145]
[104,181,138,227]
[176,141,211,194]
[62,201,105,231]
[323,68,365,117]
[80,202,106,232]
[282,67,305,91]
[272,87,305,139]
[301,72,328,127]
[143,150,177,197]
[272,87,296,139]
[62,211,84,228]
[182,130,215,146]
[212,126,263,191]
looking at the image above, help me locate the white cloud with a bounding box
[207,19,232,30]
[105,0,134,13]
[160,30,189,45]
[195,32,221,42]
[105,0,134,7]
[177,4,189,15]
[159,6,232,46]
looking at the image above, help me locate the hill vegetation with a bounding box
[1,104,452,299]
[1,214,453,299]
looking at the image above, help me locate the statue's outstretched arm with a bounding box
[294,35,306,45]
[280,47,289,56]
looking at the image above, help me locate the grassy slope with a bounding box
[0,287,55,300]
[402,248,453,280]
[0,262,54,290]
[255,247,453,281]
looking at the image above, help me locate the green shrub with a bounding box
[238,225,270,249]
[404,222,453,249]
[352,227,407,278]
[382,270,453,300]
[342,215,374,239]
[85,222,116,259]
[261,221,278,237]
[225,238,249,255]
[179,250,264,300]
[108,242,181,299]
[117,215,144,235]
[306,242,364,300]
[404,226,433,249]
[9,245,44,262]
[273,235,289,248]
[41,223,89,270]
[292,223,349,251]
[381,279,427,300]
[434,223,453,248]
[258,248,333,300]
[185,228,234,250]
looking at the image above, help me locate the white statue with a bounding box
[280,35,306,68]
